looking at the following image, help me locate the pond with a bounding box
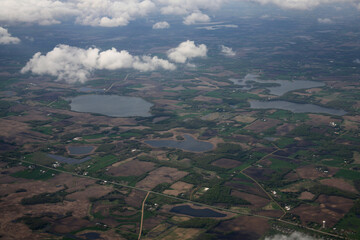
[68,94,153,117]
[170,205,226,218]
[67,146,95,155]
[230,74,325,96]
[47,154,91,165]
[249,100,347,116]
[145,134,214,152]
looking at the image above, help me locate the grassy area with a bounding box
[335,169,360,180]
[11,168,57,180]
[269,158,297,170]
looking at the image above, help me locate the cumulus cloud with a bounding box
[21,44,176,83]
[152,21,170,29]
[0,27,20,44]
[74,0,156,27]
[221,45,236,56]
[183,12,210,25]
[265,232,320,240]
[156,0,225,15]
[0,0,78,25]
[250,0,358,10]
[354,59,360,64]
[318,18,333,23]
[167,40,207,63]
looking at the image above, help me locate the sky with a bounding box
[1,0,360,82]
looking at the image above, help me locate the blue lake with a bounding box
[249,100,347,116]
[230,74,325,96]
[145,134,214,152]
[68,146,95,155]
[68,94,153,117]
[170,205,226,218]
[47,154,91,165]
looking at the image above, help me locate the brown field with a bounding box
[276,123,297,136]
[161,227,202,240]
[193,95,222,103]
[51,217,93,234]
[163,181,193,196]
[353,152,360,164]
[306,114,340,126]
[214,216,270,239]
[320,178,358,194]
[125,189,147,208]
[291,195,354,227]
[211,158,242,169]
[281,181,316,193]
[298,191,315,200]
[231,190,270,208]
[234,115,256,123]
[244,119,281,133]
[107,159,156,177]
[136,167,188,190]
[295,165,338,180]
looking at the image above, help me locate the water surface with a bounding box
[230,74,324,96]
[68,94,153,117]
[145,134,213,152]
[249,100,346,116]
[68,146,94,155]
[47,154,91,165]
[170,205,226,217]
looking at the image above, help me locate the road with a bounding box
[16,159,345,239]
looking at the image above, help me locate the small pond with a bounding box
[67,146,95,155]
[68,94,153,117]
[145,134,213,152]
[170,205,226,218]
[47,154,91,165]
[249,100,347,116]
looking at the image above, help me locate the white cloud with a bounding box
[197,24,238,30]
[265,232,320,240]
[250,0,358,10]
[74,0,156,27]
[21,44,176,83]
[354,59,360,64]
[0,27,20,44]
[221,45,236,56]
[183,12,210,25]
[0,0,78,25]
[318,18,333,23]
[152,21,170,29]
[156,0,225,15]
[167,40,207,63]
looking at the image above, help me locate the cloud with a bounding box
[152,21,170,29]
[197,24,238,30]
[21,44,176,83]
[318,18,333,23]
[74,0,156,27]
[167,40,207,63]
[221,45,236,56]
[0,27,20,44]
[250,0,358,10]
[354,59,360,64]
[265,232,320,240]
[157,0,225,15]
[0,0,78,25]
[183,12,210,25]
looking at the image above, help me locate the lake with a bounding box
[170,205,226,218]
[249,100,347,116]
[47,154,91,165]
[145,134,214,152]
[68,94,153,117]
[230,74,324,96]
[67,146,95,155]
